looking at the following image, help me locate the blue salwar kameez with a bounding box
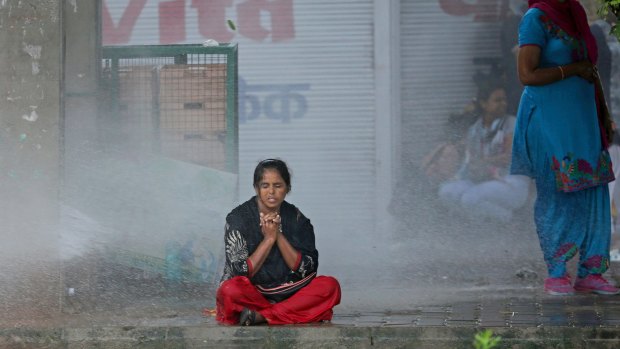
[511,8,615,278]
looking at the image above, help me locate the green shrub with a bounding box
[473,329,501,349]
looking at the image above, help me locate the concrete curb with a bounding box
[2,326,620,348]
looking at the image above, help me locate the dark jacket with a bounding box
[220,197,318,289]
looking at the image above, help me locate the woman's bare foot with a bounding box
[239,308,266,326]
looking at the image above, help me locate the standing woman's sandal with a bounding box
[239,308,257,326]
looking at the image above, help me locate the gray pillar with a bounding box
[61,0,101,314]
[0,0,63,320]
[64,0,101,147]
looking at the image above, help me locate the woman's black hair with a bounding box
[253,158,292,192]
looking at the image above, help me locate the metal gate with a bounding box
[101,43,238,173]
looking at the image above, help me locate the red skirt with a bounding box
[216,275,341,325]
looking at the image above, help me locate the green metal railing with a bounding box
[101,44,238,173]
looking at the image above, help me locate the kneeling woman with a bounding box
[216,159,341,325]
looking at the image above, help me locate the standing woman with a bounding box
[216,159,341,325]
[511,0,618,295]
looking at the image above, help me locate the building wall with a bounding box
[101,0,387,265]
[3,0,617,321]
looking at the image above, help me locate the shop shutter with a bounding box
[103,0,377,237]
[400,0,506,164]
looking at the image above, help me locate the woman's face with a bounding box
[481,88,507,119]
[255,169,288,212]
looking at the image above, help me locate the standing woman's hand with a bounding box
[573,60,597,83]
[518,46,597,86]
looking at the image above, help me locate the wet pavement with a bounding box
[4,280,620,348]
[4,209,620,347]
[3,276,620,349]
[48,287,620,328]
[330,295,620,328]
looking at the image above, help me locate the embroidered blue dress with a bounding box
[511,8,614,278]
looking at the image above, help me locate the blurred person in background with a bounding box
[215,159,341,326]
[438,76,530,223]
[511,0,618,296]
[388,103,475,221]
[420,108,475,189]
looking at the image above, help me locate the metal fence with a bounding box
[101,44,238,173]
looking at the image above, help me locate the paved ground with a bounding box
[4,202,620,347]
[3,290,620,348]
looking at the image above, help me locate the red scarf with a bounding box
[528,0,597,63]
